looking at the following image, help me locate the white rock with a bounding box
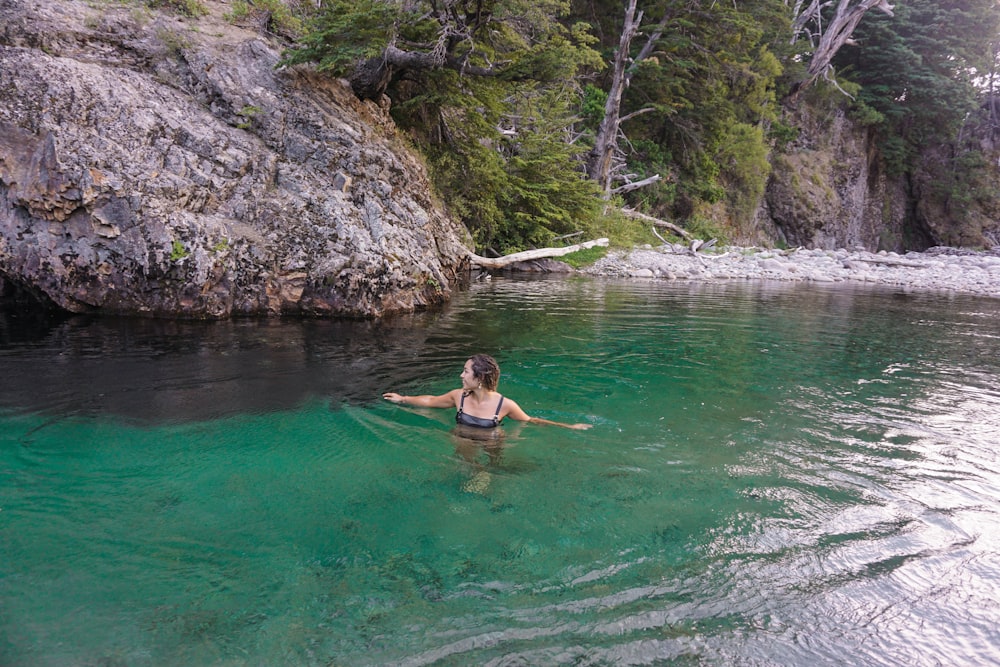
[585,245,1000,297]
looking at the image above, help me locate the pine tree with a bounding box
[287,0,604,251]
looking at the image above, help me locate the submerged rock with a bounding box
[0,0,471,318]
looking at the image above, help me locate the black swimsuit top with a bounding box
[456,393,505,428]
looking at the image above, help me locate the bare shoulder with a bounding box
[500,396,531,421]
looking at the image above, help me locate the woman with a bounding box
[382,354,592,430]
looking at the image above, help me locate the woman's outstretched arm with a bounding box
[382,389,459,409]
[528,417,592,430]
[502,397,592,430]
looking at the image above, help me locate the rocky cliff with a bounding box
[0,0,471,318]
[763,100,1000,252]
[763,104,909,251]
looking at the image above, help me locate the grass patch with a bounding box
[684,214,729,245]
[236,105,262,129]
[559,245,608,268]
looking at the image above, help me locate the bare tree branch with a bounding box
[619,107,656,124]
[619,207,694,241]
[611,174,662,195]
[789,0,895,95]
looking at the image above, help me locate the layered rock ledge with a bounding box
[1,0,470,318]
[585,245,1000,298]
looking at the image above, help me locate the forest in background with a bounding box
[205,0,1000,253]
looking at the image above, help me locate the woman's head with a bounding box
[463,354,500,391]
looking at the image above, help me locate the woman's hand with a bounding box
[570,423,593,430]
[382,392,405,404]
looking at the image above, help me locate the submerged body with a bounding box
[456,392,505,428]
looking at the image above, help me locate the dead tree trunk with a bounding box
[586,0,642,195]
[585,2,676,198]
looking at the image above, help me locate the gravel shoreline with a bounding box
[582,244,1000,299]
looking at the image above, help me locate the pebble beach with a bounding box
[584,245,1000,299]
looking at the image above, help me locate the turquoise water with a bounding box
[2,277,999,666]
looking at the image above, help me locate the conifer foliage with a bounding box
[286,0,1000,251]
[287,0,604,252]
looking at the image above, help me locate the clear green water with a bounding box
[2,277,999,666]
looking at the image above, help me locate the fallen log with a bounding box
[468,238,610,269]
[852,257,928,268]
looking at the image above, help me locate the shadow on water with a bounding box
[0,304,466,423]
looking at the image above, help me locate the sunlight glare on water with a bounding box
[1,277,999,666]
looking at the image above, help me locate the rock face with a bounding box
[763,102,1000,253]
[0,0,471,318]
[763,105,909,252]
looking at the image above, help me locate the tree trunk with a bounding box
[349,57,395,100]
[586,0,642,195]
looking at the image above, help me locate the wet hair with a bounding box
[468,353,500,392]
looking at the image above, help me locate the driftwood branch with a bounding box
[852,257,927,268]
[468,238,610,269]
[619,207,693,241]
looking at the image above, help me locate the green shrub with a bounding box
[685,215,729,245]
[169,240,189,261]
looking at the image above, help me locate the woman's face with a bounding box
[461,359,478,389]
